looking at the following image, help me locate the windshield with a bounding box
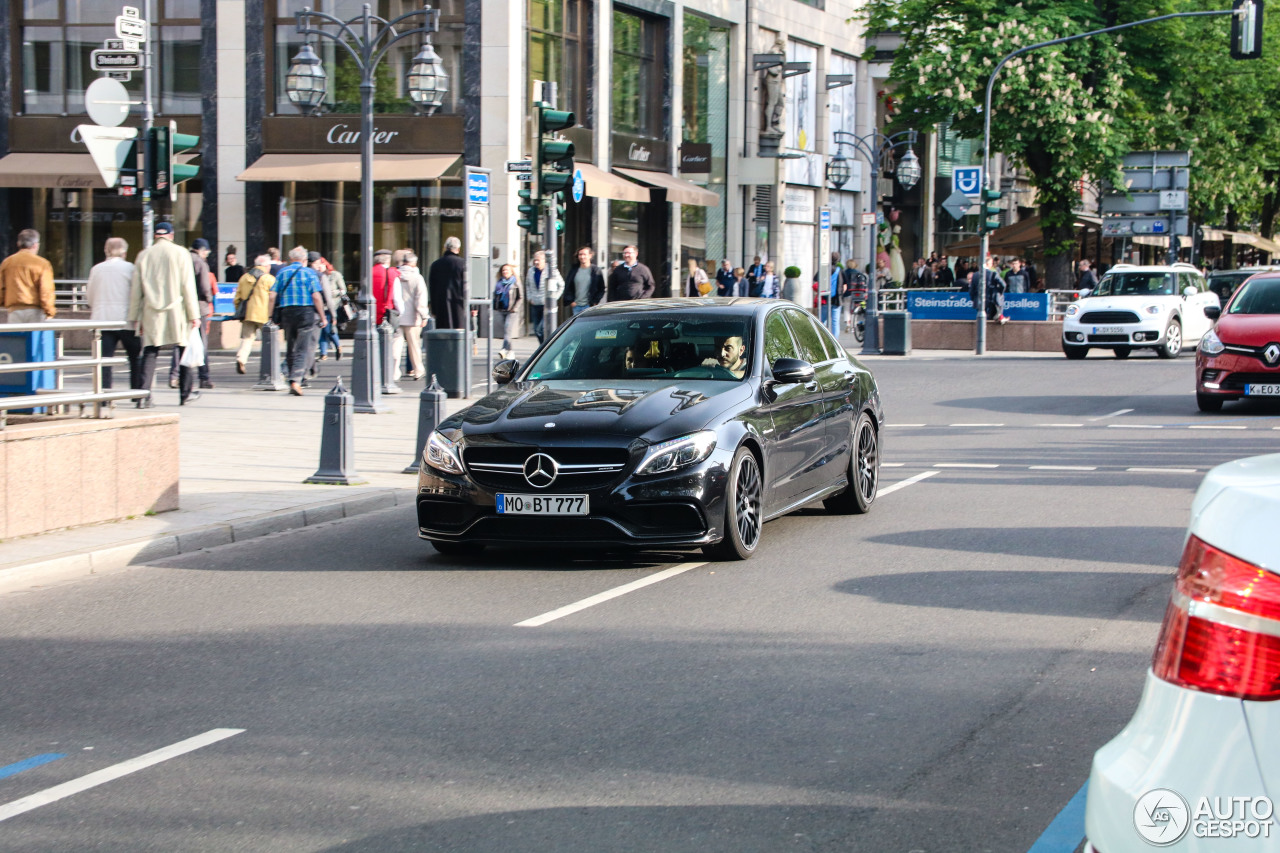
[1227,277,1280,315]
[1209,272,1254,300]
[1093,272,1176,297]
[523,312,755,382]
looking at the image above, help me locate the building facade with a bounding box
[2,0,923,295]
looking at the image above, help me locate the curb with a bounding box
[0,488,417,594]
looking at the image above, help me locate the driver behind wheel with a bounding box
[702,335,747,379]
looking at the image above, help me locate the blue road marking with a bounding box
[1027,781,1089,853]
[0,753,66,781]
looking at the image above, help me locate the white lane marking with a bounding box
[516,563,705,627]
[1090,408,1134,421]
[1108,424,1163,429]
[1188,425,1247,430]
[949,423,1005,427]
[886,423,926,428]
[0,729,244,824]
[1029,465,1097,471]
[1036,423,1085,428]
[882,462,905,467]
[934,463,999,469]
[878,470,939,496]
[1126,467,1198,474]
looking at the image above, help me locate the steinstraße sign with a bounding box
[907,291,1049,322]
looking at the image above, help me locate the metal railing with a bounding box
[54,279,90,310]
[0,320,150,428]
[863,286,1079,320]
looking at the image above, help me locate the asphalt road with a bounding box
[2,351,1277,852]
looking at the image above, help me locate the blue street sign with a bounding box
[953,167,983,198]
[820,209,831,231]
[466,172,489,205]
[572,169,585,203]
[906,290,1049,321]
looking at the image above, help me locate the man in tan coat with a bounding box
[130,222,201,405]
[233,253,276,373]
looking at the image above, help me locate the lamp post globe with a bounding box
[895,148,921,190]
[826,151,851,190]
[285,43,327,114]
[407,40,448,116]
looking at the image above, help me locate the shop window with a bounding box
[612,9,666,141]
[528,0,586,123]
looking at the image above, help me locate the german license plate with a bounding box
[1093,326,1124,334]
[496,494,589,515]
[1245,384,1280,396]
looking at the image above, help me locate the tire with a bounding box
[1157,319,1182,359]
[1063,344,1088,360]
[825,412,879,515]
[1196,393,1224,413]
[430,540,485,556]
[705,445,764,560]
[1112,346,1131,359]
[853,308,866,343]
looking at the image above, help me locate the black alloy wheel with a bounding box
[706,446,763,560]
[825,411,878,515]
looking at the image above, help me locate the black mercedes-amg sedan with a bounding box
[416,298,883,560]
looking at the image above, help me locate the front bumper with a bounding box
[1085,671,1272,852]
[415,447,732,549]
[1062,316,1167,347]
[1196,350,1280,399]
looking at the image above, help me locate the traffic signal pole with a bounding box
[141,0,155,247]
[976,6,1249,354]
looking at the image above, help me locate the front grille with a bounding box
[463,445,632,492]
[615,503,706,535]
[1220,372,1280,391]
[1080,310,1141,324]
[1087,334,1130,343]
[468,516,628,541]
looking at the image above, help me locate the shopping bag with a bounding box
[179,325,205,367]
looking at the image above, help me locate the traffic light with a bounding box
[535,102,576,202]
[980,188,1003,233]
[553,196,567,232]
[517,187,540,235]
[1231,0,1263,60]
[146,120,200,200]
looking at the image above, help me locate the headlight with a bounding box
[1144,304,1161,315]
[1200,328,1225,356]
[425,430,464,474]
[636,431,717,476]
[1065,304,1079,317]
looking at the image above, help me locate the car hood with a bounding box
[1215,314,1280,347]
[1077,296,1166,313]
[440,379,754,443]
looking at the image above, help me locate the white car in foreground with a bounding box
[1084,454,1280,852]
[1062,263,1219,359]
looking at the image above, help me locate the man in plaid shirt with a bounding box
[267,245,328,396]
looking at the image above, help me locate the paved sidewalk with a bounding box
[0,334,540,591]
[0,322,1053,591]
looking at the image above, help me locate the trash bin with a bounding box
[0,329,56,413]
[881,311,912,355]
[423,328,470,398]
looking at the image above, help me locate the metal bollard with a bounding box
[378,321,402,395]
[252,322,287,391]
[402,375,448,474]
[304,376,367,485]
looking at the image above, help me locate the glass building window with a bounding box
[681,15,728,267]
[272,0,464,116]
[18,3,201,115]
[528,0,585,122]
[612,8,666,140]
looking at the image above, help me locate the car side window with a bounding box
[764,312,799,366]
[808,315,842,360]
[784,309,828,364]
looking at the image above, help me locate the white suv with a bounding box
[1062,263,1220,359]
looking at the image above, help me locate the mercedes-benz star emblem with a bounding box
[1264,343,1280,367]
[523,453,559,488]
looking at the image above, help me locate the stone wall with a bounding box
[1,412,180,539]
[905,320,1064,352]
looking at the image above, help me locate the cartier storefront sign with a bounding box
[679,143,712,174]
[262,115,463,154]
[611,132,670,171]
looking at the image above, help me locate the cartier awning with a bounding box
[0,153,107,189]
[572,162,650,202]
[236,154,460,182]
[615,167,720,206]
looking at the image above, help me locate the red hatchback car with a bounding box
[1196,271,1280,411]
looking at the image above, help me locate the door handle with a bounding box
[804,381,819,391]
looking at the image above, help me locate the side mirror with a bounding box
[1204,305,1221,322]
[770,357,815,385]
[1183,285,1198,297]
[492,358,519,385]
[1078,288,1091,299]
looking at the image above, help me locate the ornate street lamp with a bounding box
[406,40,448,116]
[285,42,327,115]
[825,149,852,191]
[895,147,922,190]
[286,4,447,414]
